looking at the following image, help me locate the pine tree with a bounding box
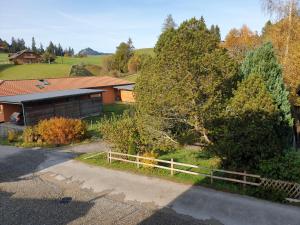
[10,37,17,53]
[31,37,37,52]
[39,43,44,54]
[241,42,293,127]
[162,14,177,32]
[46,41,55,55]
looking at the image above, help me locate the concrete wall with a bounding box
[120,90,135,103]
[0,104,22,122]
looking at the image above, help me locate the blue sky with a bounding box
[0,0,269,53]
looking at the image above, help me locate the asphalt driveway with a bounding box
[0,145,300,225]
[0,145,205,225]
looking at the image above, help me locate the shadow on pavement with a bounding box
[0,148,77,182]
[0,190,94,225]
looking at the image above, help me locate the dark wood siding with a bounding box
[23,96,102,125]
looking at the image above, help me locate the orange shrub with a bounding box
[37,117,87,145]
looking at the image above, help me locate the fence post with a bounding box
[243,171,247,190]
[210,170,214,184]
[171,158,174,176]
[107,151,109,163]
[136,153,140,169]
[109,150,112,164]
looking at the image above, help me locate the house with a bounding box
[0,76,135,125]
[9,49,41,64]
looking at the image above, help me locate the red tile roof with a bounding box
[0,76,133,96]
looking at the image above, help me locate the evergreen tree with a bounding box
[210,25,221,42]
[31,37,37,52]
[57,43,63,56]
[114,39,134,73]
[10,37,17,53]
[38,43,44,54]
[162,14,177,32]
[46,41,56,55]
[241,42,293,127]
[211,74,286,171]
[135,17,238,147]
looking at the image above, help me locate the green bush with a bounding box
[259,150,300,183]
[99,112,140,154]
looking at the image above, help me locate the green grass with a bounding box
[0,54,109,80]
[0,53,9,64]
[55,55,108,65]
[0,64,71,80]
[123,73,139,82]
[134,48,154,56]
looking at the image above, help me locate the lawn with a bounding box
[0,64,71,80]
[0,53,10,64]
[0,54,108,80]
[134,48,154,56]
[55,55,108,65]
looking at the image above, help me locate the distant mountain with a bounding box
[78,47,110,56]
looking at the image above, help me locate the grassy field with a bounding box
[0,54,108,80]
[0,53,10,64]
[0,49,153,81]
[0,64,71,80]
[55,55,108,65]
[134,48,154,56]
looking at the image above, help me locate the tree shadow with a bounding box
[0,190,94,225]
[0,64,15,73]
[0,148,77,183]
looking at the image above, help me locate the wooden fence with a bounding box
[106,151,300,201]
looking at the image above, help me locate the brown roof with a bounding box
[0,76,133,96]
[9,49,39,59]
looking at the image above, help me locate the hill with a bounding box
[78,48,109,56]
[134,48,154,56]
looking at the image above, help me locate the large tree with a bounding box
[262,16,300,105]
[223,25,261,61]
[241,42,293,129]
[211,74,285,171]
[135,17,238,148]
[114,38,134,73]
[31,37,37,52]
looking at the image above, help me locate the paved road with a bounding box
[1,145,300,225]
[0,146,205,225]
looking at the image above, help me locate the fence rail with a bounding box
[105,151,300,200]
[107,151,261,187]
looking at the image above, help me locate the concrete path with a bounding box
[58,140,111,153]
[1,145,300,225]
[43,159,300,225]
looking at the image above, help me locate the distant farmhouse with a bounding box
[9,49,41,64]
[0,76,134,125]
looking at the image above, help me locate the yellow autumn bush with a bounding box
[36,117,87,145]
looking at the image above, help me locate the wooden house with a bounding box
[9,49,41,64]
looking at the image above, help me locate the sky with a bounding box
[0,0,270,53]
